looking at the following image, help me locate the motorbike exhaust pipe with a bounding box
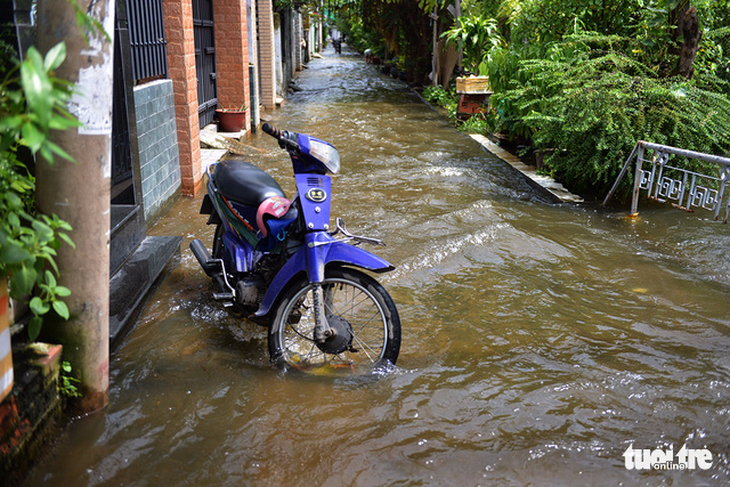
[190,239,216,277]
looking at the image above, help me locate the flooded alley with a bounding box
[27,46,730,486]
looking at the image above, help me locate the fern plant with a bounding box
[488,32,730,200]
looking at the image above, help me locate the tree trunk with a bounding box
[670,2,702,79]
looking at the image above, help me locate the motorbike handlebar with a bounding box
[262,123,281,139]
[262,123,299,151]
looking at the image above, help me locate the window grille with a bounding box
[126,0,168,82]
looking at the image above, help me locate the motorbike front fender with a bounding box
[255,238,394,318]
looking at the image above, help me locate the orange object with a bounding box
[1,279,13,402]
[457,94,489,120]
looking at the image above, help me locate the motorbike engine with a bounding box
[235,275,266,307]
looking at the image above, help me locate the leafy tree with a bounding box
[693,0,730,86]
[337,0,437,82]
[462,0,502,18]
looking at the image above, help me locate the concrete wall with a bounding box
[134,80,181,222]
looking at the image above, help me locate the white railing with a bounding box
[604,141,730,222]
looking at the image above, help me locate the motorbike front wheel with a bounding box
[268,267,401,372]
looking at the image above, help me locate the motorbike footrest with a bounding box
[213,292,235,301]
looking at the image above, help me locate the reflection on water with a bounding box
[27,46,730,486]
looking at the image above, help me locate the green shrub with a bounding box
[442,15,504,75]
[422,84,458,121]
[497,36,730,198]
[442,1,730,200]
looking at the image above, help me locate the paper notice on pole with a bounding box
[68,61,114,136]
[68,3,115,137]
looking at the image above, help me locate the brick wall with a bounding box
[214,0,251,131]
[134,80,181,222]
[257,0,277,109]
[163,0,202,196]
[0,343,63,484]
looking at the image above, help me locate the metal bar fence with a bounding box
[126,0,168,83]
[604,141,730,222]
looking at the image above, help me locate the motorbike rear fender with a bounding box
[200,194,222,225]
[255,237,394,318]
[200,194,215,214]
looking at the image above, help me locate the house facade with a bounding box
[140,0,321,204]
[1,0,322,365]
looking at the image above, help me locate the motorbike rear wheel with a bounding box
[268,267,400,372]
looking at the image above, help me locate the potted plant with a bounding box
[215,103,248,132]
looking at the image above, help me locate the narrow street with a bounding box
[27,45,730,485]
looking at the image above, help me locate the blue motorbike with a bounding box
[190,123,401,371]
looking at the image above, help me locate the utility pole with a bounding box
[35,0,115,414]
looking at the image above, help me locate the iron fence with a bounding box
[604,141,730,222]
[126,0,167,83]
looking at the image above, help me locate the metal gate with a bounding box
[193,0,217,128]
[112,24,133,204]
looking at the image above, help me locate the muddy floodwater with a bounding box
[27,46,730,486]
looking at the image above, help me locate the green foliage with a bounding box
[422,84,457,119]
[462,0,502,18]
[60,360,81,398]
[339,0,436,82]
[422,84,489,133]
[502,0,644,45]
[340,16,387,58]
[495,37,730,197]
[443,1,730,200]
[459,112,489,134]
[442,15,504,75]
[0,43,77,340]
[423,84,453,105]
[416,0,462,12]
[693,1,730,86]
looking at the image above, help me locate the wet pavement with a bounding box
[26,45,730,486]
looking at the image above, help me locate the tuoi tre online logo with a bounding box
[623,444,713,471]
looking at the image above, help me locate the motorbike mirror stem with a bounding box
[278,131,300,153]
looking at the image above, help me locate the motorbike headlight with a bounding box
[308,139,341,174]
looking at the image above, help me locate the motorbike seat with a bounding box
[213,159,286,207]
